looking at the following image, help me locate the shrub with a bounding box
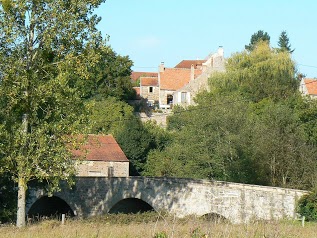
[153,231,168,238]
[297,190,317,221]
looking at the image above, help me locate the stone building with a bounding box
[140,76,159,107]
[158,63,202,108]
[299,78,317,98]
[72,134,129,177]
[173,47,225,106]
[131,47,225,108]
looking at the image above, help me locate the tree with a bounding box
[76,46,135,101]
[88,97,135,135]
[245,30,270,51]
[147,42,317,189]
[0,0,106,227]
[214,42,297,102]
[278,31,294,53]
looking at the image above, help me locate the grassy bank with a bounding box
[1,213,316,238]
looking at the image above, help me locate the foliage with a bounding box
[278,30,294,53]
[248,98,317,188]
[88,97,135,134]
[115,120,171,175]
[0,0,106,227]
[146,42,317,190]
[0,173,17,223]
[213,42,298,102]
[75,46,135,101]
[245,30,270,51]
[153,231,168,238]
[297,191,317,221]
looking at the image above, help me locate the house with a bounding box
[299,78,317,98]
[132,47,225,108]
[158,63,203,108]
[140,76,159,107]
[72,134,129,177]
[173,47,225,106]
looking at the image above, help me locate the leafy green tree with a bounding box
[76,46,135,101]
[249,99,317,188]
[115,120,171,176]
[88,97,135,134]
[146,95,253,181]
[278,30,294,53]
[114,118,154,175]
[245,30,270,51]
[213,42,297,102]
[297,190,317,221]
[0,0,106,227]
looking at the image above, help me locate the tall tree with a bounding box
[0,0,106,227]
[214,42,297,102]
[245,30,270,51]
[76,46,135,101]
[278,30,294,53]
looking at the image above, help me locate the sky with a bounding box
[95,0,317,78]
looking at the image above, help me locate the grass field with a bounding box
[1,213,316,238]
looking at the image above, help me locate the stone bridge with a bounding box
[27,177,307,223]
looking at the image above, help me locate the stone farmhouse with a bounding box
[132,47,225,109]
[72,134,129,177]
[299,78,317,98]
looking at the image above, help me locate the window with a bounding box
[149,86,153,93]
[181,92,187,103]
[167,95,173,104]
[108,166,114,178]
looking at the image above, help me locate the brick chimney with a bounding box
[190,64,194,81]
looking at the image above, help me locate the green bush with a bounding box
[297,191,317,221]
[153,231,168,238]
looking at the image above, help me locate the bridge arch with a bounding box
[27,195,75,219]
[108,198,155,214]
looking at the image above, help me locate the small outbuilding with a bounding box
[72,134,129,177]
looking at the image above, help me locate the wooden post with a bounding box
[302,216,305,227]
[61,214,65,225]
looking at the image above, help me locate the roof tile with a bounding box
[160,68,202,90]
[72,135,128,162]
[304,78,317,95]
[141,77,159,86]
[131,71,158,82]
[174,60,206,69]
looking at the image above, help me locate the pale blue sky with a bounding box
[96,0,317,77]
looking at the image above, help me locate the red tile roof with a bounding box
[131,71,158,82]
[304,78,317,95]
[72,135,128,162]
[159,68,202,90]
[141,77,159,86]
[174,60,206,69]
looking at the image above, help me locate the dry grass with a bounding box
[1,214,317,238]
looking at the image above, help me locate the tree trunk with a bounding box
[17,113,28,227]
[16,177,27,227]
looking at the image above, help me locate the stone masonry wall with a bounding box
[27,177,307,223]
[76,161,129,177]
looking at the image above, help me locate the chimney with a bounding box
[159,62,165,72]
[218,46,224,57]
[190,64,194,81]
